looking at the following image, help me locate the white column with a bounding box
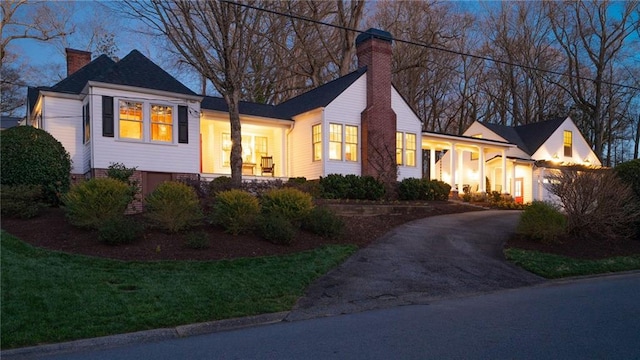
[457,148,464,194]
[510,161,516,195]
[449,142,456,191]
[478,146,485,192]
[501,149,507,194]
[430,147,436,180]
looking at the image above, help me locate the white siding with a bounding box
[42,97,84,174]
[323,76,367,176]
[531,117,601,166]
[392,89,423,180]
[90,86,200,174]
[289,109,323,179]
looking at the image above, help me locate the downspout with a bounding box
[90,86,95,179]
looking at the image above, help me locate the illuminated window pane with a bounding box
[119,101,143,139]
[405,133,416,167]
[396,132,403,165]
[312,124,322,161]
[329,124,342,160]
[563,130,572,157]
[151,104,173,142]
[255,136,268,160]
[222,133,231,167]
[345,125,357,161]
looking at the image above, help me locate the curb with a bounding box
[1,311,289,359]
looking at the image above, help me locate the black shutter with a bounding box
[82,105,86,143]
[102,96,114,137]
[178,105,188,144]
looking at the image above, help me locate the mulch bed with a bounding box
[1,201,482,262]
[3,202,638,261]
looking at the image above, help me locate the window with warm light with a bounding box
[312,124,322,161]
[222,133,232,167]
[345,125,358,161]
[83,103,90,144]
[405,133,416,167]
[329,124,342,160]
[396,132,403,165]
[221,133,268,166]
[563,130,572,157]
[255,136,268,161]
[119,101,143,139]
[151,104,173,142]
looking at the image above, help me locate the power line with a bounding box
[221,0,640,92]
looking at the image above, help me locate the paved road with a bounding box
[288,210,543,320]
[38,272,640,360]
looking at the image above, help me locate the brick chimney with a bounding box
[356,29,397,185]
[65,48,91,76]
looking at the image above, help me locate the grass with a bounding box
[0,231,357,349]
[505,248,640,279]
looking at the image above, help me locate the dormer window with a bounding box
[563,130,572,157]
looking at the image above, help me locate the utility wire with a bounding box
[221,0,640,92]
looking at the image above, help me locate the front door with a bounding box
[514,177,523,204]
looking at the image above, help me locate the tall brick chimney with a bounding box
[356,28,397,186]
[65,48,91,76]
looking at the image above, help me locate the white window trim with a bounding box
[115,98,177,144]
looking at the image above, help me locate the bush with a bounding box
[106,162,139,197]
[319,174,385,200]
[184,231,211,249]
[260,188,314,225]
[98,216,143,245]
[615,159,640,199]
[212,189,260,235]
[62,178,133,229]
[144,181,203,233]
[208,176,235,196]
[0,184,46,219]
[517,201,566,243]
[397,178,451,201]
[0,126,71,205]
[285,178,322,198]
[256,212,296,245]
[301,207,345,238]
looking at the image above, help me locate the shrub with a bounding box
[260,188,314,225]
[285,178,322,198]
[517,201,566,243]
[0,184,46,219]
[208,176,235,196]
[615,159,640,199]
[397,178,451,201]
[62,178,132,229]
[301,207,345,238]
[98,216,143,245]
[106,162,139,198]
[256,212,296,245]
[212,189,260,235]
[546,168,640,241]
[184,231,211,249]
[0,126,71,205]
[144,181,203,233]
[319,174,385,200]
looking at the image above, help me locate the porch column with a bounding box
[429,147,436,180]
[510,161,516,195]
[501,149,507,194]
[449,142,456,191]
[478,146,485,193]
[457,148,464,194]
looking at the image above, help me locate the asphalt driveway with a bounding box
[286,210,544,321]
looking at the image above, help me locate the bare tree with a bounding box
[124,0,267,186]
[545,0,639,163]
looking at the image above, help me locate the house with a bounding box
[26,28,599,205]
[26,29,422,203]
[422,117,601,203]
[0,116,24,130]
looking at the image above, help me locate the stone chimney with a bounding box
[356,29,397,185]
[65,48,91,76]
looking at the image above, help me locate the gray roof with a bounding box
[479,117,567,155]
[201,67,367,120]
[35,50,197,99]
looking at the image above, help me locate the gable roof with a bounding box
[479,117,567,155]
[45,50,196,97]
[201,66,367,120]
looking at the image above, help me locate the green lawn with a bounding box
[505,248,640,279]
[0,231,357,349]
